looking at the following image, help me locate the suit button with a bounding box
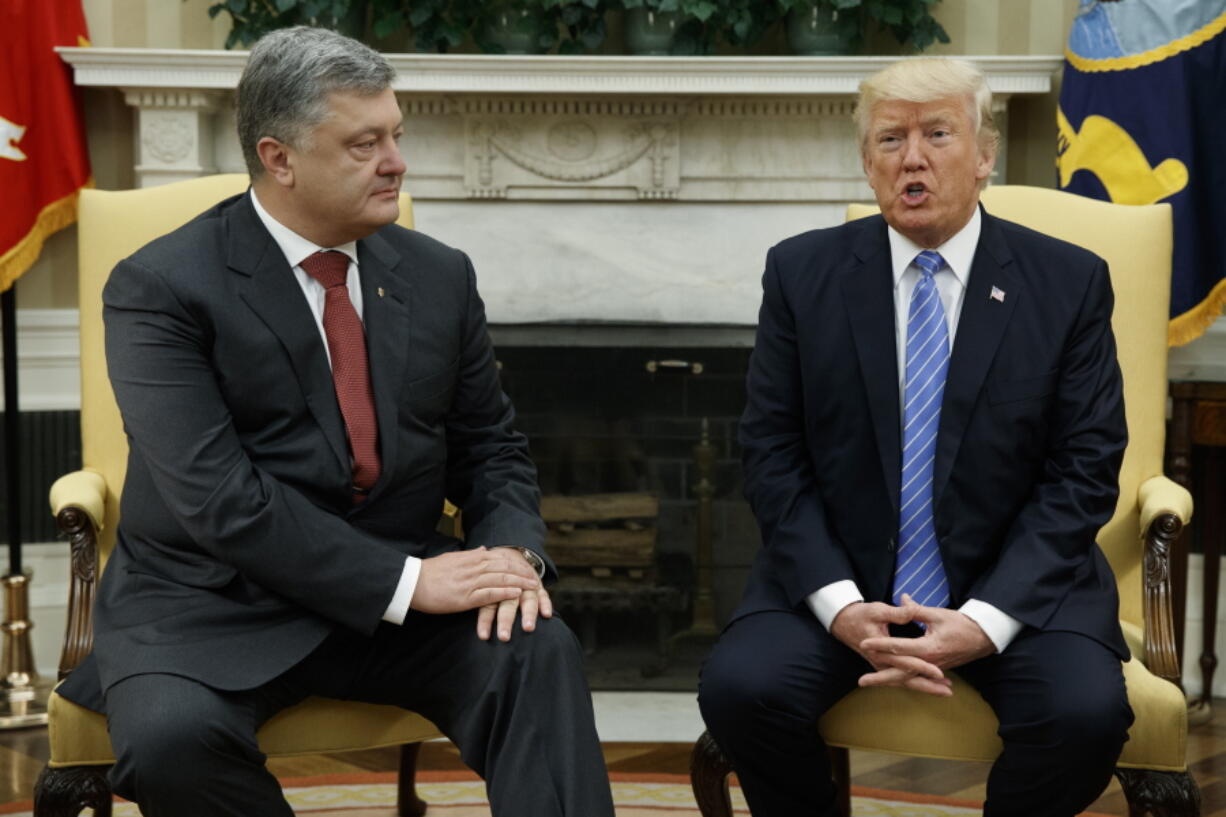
[887,537,896,552]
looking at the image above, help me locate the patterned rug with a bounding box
[2,770,1115,816]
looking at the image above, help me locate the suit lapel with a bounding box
[933,209,1022,503]
[227,195,351,475]
[356,230,411,503]
[842,216,902,513]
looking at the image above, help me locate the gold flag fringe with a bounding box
[1169,277,1226,347]
[0,180,94,293]
[1066,9,1226,73]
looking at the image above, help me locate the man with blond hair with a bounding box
[699,57,1132,816]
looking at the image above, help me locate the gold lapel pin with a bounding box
[377,287,385,298]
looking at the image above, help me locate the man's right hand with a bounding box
[830,600,951,697]
[409,547,541,615]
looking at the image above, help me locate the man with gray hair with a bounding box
[699,57,1133,815]
[58,25,614,817]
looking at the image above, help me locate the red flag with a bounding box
[0,0,92,292]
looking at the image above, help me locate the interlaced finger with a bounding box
[476,602,497,640]
[860,666,952,697]
[519,588,539,633]
[863,651,944,680]
[495,596,519,642]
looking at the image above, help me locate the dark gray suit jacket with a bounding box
[62,191,550,705]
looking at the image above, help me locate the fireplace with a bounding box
[491,329,757,689]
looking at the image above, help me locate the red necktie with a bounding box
[299,251,381,498]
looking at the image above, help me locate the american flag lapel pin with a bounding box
[990,285,1006,303]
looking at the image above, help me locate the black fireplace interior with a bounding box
[496,342,761,691]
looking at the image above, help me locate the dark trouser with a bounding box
[697,611,1133,817]
[104,612,613,817]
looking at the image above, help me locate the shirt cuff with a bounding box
[382,556,422,625]
[806,580,864,631]
[959,599,1023,653]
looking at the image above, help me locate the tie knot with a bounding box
[914,250,944,279]
[300,251,349,289]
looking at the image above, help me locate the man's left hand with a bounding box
[857,594,995,690]
[476,587,553,641]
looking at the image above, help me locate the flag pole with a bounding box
[3,286,20,577]
[0,285,49,728]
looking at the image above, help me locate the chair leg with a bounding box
[1114,767,1201,817]
[396,743,428,817]
[689,730,734,817]
[33,765,113,817]
[829,746,851,817]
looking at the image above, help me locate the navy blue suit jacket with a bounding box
[734,207,1129,659]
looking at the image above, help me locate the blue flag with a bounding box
[1058,0,1226,345]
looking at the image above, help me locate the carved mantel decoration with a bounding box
[460,100,681,199]
[59,50,1062,326]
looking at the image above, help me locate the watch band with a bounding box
[518,547,546,578]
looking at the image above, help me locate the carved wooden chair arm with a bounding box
[1138,475,1193,685]
[49,470,109,680]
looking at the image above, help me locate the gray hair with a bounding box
[236,26,395,177]
[854,57,999,160]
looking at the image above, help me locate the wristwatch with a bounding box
[518,547,546,578]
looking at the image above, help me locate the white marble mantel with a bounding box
[60,48,1065,327]
[59,49,1061,96]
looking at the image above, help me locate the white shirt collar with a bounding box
[248,187,359,270]
[887,204,981,288]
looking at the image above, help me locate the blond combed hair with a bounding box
[854,57,1000,161]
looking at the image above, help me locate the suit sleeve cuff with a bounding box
[382,556,422,625]
[960,599,1023,653]
[806,580,864,631]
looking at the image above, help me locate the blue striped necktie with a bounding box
[894,250,951,609]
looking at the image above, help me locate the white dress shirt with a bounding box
[249,189,421,625]
[805,207,1023,653]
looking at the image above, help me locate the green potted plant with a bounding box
[208,0,552,54]
[777,0,859,55]
[402,0,477,52]
[207,0,950,54]
[718,0,782,50]
[208,0,368,48]
[866,0,949,52]
[474,0,559,53]
[538,0,615,53]
[619,0,720,56]
[776,0,948,56]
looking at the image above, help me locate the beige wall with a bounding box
[82,0,229,49]
[927,0,1078,56]
[925,0,1080,191]
[18,0,1077,309]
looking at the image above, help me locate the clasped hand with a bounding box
[829,594,994,697]
[410,547,552,642]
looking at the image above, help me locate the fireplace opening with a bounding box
[495,340,761,691]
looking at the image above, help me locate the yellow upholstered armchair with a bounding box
[33,175,443,817]
[690,186,1199,816]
